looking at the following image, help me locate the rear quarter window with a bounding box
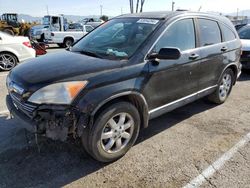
[220,24,236,41]
[197,19,221,46]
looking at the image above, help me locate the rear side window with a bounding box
[197,19,221,46]
[220,24,236,41]
[154,19,195,52]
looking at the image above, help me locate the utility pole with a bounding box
[172,1,175,11]
[121,7,123,14]
[46,5,49,15]
[100,5,103,16]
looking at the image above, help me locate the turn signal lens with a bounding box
[66,82,87,99]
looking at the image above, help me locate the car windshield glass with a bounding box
[71,18,160,60]
[238,26,250,39]
[43,16,50,25]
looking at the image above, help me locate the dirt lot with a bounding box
[0,63,250,187]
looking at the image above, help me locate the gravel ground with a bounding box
[0,48,249,187]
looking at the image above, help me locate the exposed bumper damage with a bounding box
[6,95,89,141]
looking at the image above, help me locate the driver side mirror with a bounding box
[148,47,181,60]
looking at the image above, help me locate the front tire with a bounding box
[208,68,234,104]
[37,34,44,43]
[82,102,141,162]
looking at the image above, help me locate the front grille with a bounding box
[10,92,37,117]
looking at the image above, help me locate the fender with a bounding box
[90,91,149,129]
[218,62,239,85]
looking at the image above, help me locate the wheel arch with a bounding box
[0,51,19,62]
[219,63,238,85]
[63,36,74,43]
[91,91,149,129]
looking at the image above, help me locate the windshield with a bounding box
[238,26,250,39]
[43,16,50,25]
[71,18,160,60]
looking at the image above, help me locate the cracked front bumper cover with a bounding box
[6,95,36,133]
[6,95,90,141]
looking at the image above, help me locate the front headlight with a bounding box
[28,81,88,104]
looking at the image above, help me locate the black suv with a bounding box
[6,11,241,162]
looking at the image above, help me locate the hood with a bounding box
[241,39,250,51]
[9,51,123,91]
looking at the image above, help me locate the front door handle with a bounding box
[221,46,228,52]
[189,53,199,60]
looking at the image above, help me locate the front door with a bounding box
[143,18,200,111]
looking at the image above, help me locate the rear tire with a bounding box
[0,52,18,71]
[82,102,141,162]
[63,38,73,48]
[207,69,234,104]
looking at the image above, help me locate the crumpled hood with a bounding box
[241,39,250,51]
[9,51,123,91]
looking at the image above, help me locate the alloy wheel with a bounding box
[219,73,232,101]
[101,113,134,153]
[0,54,16,71]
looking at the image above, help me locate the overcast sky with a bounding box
[0,0,249,16]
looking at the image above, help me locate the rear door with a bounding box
[220,23,241,69]
[196,18,226,89]
[143,18,201,110]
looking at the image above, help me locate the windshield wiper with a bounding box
[80,50,103,59]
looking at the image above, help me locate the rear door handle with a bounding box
[221,46,228,52]
[189,53,199,60]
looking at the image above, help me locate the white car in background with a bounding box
[238,24,250,69]
[0,32,36,71]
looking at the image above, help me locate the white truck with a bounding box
[44,24,94,48]
[30,15,67,42]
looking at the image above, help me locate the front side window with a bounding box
[220,24,236,41]
[197,19,221,46]
[72,18,160,60]
[154,19,195,52]
[238,26,250,39]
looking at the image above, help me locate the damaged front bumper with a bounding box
[6,95,36,133]
[6,95,89,141]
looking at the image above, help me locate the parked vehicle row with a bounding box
[30,15,101,44]
[6,11,242,162]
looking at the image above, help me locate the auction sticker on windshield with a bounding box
[137,19,159,24]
